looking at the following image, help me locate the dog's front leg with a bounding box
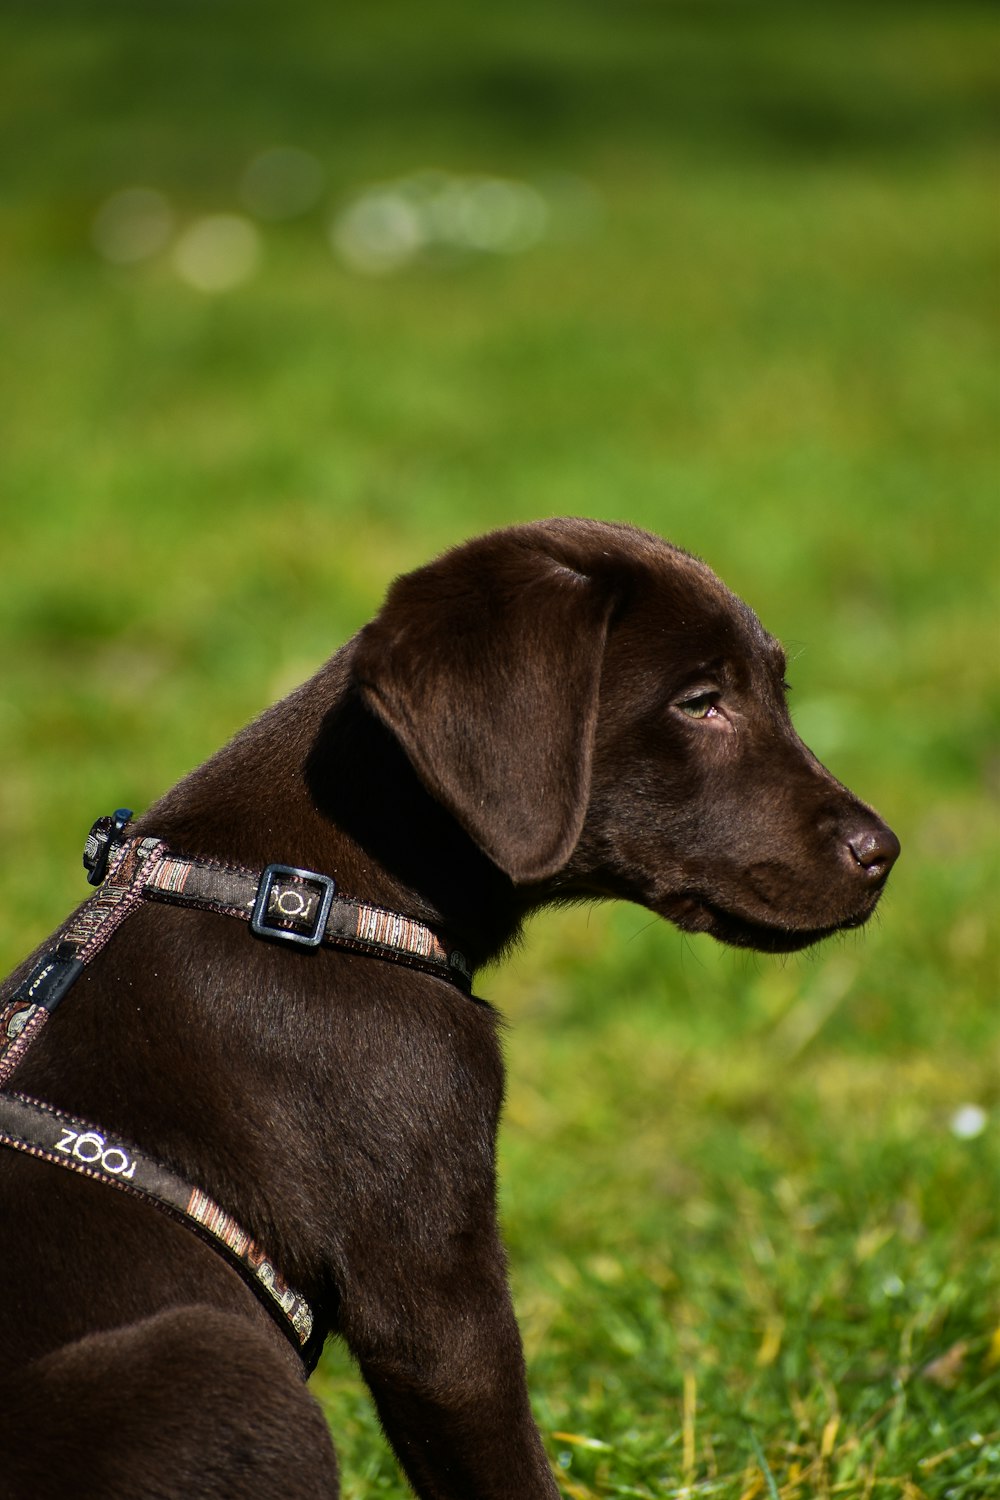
[346,1252,560,1499]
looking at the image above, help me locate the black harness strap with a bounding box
[0,808,474,1378]
[0,833,168,1089]
[142,850,473,987]
[0,1091,322,1372]
[1,814,474,1088]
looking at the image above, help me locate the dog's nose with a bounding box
[846,821,900,879]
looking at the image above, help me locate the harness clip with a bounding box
[83,808,133,886]
[250,864,335,948]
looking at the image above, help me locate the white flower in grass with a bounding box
[949,1104,987,1139]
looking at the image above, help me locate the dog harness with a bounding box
[0,810,475,1374]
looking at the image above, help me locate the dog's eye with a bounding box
[677,692,720,720]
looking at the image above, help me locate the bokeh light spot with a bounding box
[456,177,548,253]
[172,214,262,293]
[241,146,325,221]
[91,187,174,265]
[330,192,425,276]
[329,170,578,275]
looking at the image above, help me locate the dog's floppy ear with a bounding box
[353,537,615,884]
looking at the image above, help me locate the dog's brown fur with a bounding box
[0,519,898,1499]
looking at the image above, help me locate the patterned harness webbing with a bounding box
[0,830,325,1369]
[0,835,168,1089]
[141,849,473,988]
[0,824,473,1090]
[0,816,475,1371]
[0,1091,321,1372]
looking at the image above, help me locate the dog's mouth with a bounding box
[663,889,883,954]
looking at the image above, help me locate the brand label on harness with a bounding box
[55,1125,137,1179]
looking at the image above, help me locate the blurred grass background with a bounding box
[1,2,997,1495]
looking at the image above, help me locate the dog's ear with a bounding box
[353,538,615,884]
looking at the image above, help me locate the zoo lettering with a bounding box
[55,1126,137,1179]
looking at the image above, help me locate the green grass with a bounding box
[1,4,997,1495]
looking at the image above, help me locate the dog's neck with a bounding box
[140,648,526,971]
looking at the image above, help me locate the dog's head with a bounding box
[354,518,898,954]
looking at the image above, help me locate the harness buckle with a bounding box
[250,864,335,948]
[83,808,133,886]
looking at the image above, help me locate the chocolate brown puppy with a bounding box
[0,519,898,1499]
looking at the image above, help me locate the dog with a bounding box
[0,518,898,1499]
